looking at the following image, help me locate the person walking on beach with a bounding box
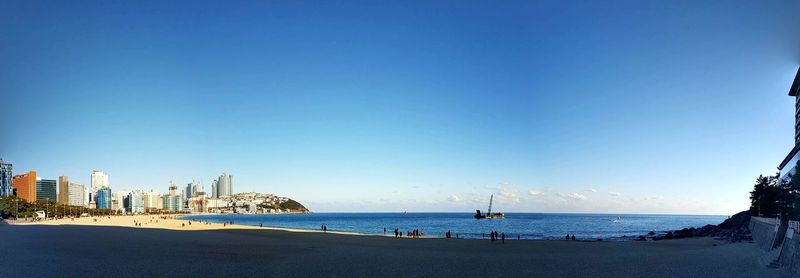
[501,233,505,244]
[384,227,387,235]
[571,235,576,241]
[566,234,570,240]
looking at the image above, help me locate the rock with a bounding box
[646,210,753,242]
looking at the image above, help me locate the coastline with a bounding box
[11,214,391,238]
[1,217,778,277]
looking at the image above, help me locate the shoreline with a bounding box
[0,217,778,277]
[10,214,389,238]
[10,213,712,242]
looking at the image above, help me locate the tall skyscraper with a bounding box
[57,176,71,205]
[0,159,12,197]
[124,190,144,214]
[12,170,37,202]
[67,182,86,207]
[185,181,198,198]
[143,189,162,212]
[35,177,57,202]
[213,173,233,198]
[211,179,218,198]
[96,187,111,209]
[227,174,233,197]
[91,170,109,193]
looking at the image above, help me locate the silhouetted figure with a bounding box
[501,233,505,244]
[571,235,576,241]
[384,227,387,235]
[566,234,570,240]
[517,235,520,240]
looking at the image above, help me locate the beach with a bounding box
[0,215,779,277]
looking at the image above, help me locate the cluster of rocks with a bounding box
[645,211,752,242]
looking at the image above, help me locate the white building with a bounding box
[67,182,86,207]
[112,190,130,214]
[125,190,144,214]
[143,189,162,211]
[90,170,109,193]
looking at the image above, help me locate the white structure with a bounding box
[125,190,144,214]
[67,182,86,207]
[143,189,162,211]
[91,170,109,193]
[112,190,130,214]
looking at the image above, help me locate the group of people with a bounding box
[489,230,505,243]
[391,228,424,238]
[444,230,458,239]
[321,225,328,232]
[565,234,577,240]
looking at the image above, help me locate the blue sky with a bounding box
[1,1,799,214]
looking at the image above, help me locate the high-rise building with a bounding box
[12,171,37,202]
[124,190,144,214]
[162,194,183,212]
[36,177,57,202]
[96,187,111,209]
[0,159,12,197]
[211,179,218,198]
[67,182,86,207]
[185,181,197,199]
[58,176,68,205]
[58,176,86,206]
[227,174,232,197]
[112,190,130,213]
[143,189,162,212]
[91,170,109,194]
[212,173,233,198]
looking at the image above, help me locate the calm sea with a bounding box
[182,213,726,240]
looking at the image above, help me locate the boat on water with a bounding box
[474,194,505,219]
[612,216,621,223]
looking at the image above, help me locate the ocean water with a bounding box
[182,213,727,240]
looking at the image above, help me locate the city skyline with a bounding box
[3,1,800,215]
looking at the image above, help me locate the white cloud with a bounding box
[491,183,522,204]
[447,195,461,203]
[609,192,621,197]
[557,193,587,201]
[528,190,544,197]
[589,189,597,193]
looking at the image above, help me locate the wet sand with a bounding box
[1,216,779,277]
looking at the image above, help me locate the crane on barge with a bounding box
[474,194,505,219]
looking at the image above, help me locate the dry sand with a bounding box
[1,215,781,277]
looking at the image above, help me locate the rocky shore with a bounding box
[646,211,752,242]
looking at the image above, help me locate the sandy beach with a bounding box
[0,215,780,278]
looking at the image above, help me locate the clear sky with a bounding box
[2,0,799,214]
